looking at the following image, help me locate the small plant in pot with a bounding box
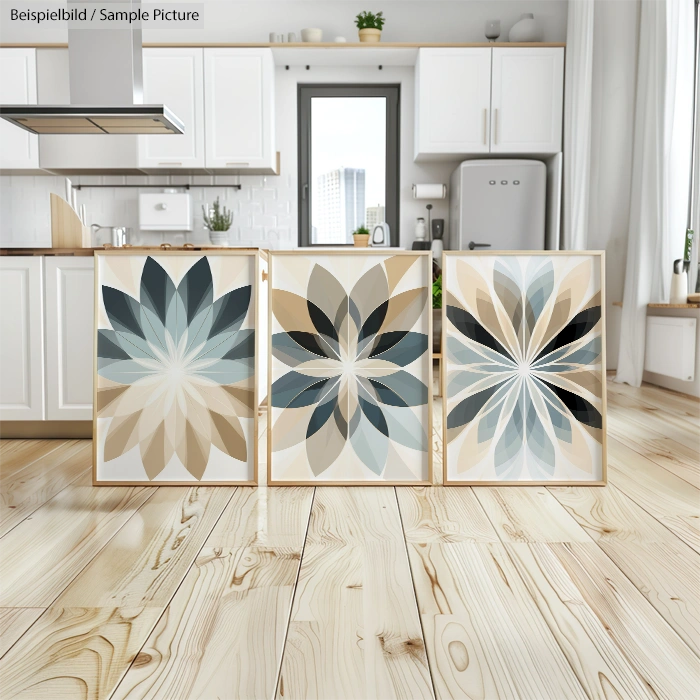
[352,225,371,247]
[355,11,385,43]
[202,197,232,246]
[432,270,442,354]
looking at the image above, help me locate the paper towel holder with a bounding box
[412,183,447,199]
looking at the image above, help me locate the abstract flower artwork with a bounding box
[443,253,606,484]
[269,253,432,483]
[94,252,258,483]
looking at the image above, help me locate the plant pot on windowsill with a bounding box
[358,28,382,43]
[353,233,370,247]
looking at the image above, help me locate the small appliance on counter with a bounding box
[449,159,546,251]
[370,222,390,247]
[92,224,129,248]
[139,191,193,232]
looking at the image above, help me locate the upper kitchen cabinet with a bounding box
[414,48,492,160]
[138,48,205,171]
[413,46,564,160]
[0,49,40,173]
[204,48,276,172]
[491,47,564,154]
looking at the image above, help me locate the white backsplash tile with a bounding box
[0,174,297,249]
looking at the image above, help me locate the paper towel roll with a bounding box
[412,183,446,199]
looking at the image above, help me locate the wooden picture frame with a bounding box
[267,250,433,485]
[441,250,607,486]
[93,249,262,485]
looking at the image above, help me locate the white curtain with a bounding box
[562,0,595,251]
[615,0,695,387]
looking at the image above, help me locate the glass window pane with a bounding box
[310,97,386,244]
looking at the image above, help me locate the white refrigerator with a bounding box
[449,159,547,251]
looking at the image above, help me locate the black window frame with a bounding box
[297,84,400,247]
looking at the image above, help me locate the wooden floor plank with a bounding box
[549,482,689,544]
[608,437,700,552]
[597,540,700,657]
[608,405,699,457]
[55,486,234,608]
[504,543,660,700]
[549,542,700,700]
[607,380,700,428]
[548,480,700,671]
[0,439,78,481]
[278,487,434,700]
[0,486,234,700]
[409,542,588,700]
[474,486,593,543]
[0,441,91,537]
[0,608,44,658]
[0,472,154,607]
[397,486,499,543]
[111,487,314,700]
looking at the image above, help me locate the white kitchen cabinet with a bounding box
[0,49,40,172]
[413,47,564,160]
[491,48,564,154]
[204,48,276,171]
[44,257,94,420]
[0,257,45,420]
[139,48,205,171]
[414,48,492,160]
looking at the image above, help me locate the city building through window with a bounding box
[298,85,400,246]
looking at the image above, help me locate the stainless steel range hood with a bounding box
[0,0,184,135]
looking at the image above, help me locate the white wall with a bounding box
[0,1,568,44]
[586,0,639,370]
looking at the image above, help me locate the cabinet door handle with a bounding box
[493,108,499,145]
[158,162,182,166]
[226,162,250,167]
[483,108,488,145]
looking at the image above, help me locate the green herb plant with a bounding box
[353,225,370,236]
[432,274,442,309]
[355,11,385,30]
[202,197,233,231]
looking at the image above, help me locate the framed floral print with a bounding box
[268,251,433,485]
[93,250,262,484]
[443,251,606,485]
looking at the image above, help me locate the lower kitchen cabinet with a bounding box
[0,257,45,420]
[0,256,94,421]
[44,257,94,419]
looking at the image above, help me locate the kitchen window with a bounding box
[298,85,400,246]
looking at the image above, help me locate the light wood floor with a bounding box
[0,378,698,699]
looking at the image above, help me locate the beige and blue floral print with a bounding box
[270,254,431,482]
[444,255,604,482]
[96,254,255,482]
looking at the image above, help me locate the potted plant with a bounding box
[202,197,233,246]
[352,225,371,247]
[355,11,385,43]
